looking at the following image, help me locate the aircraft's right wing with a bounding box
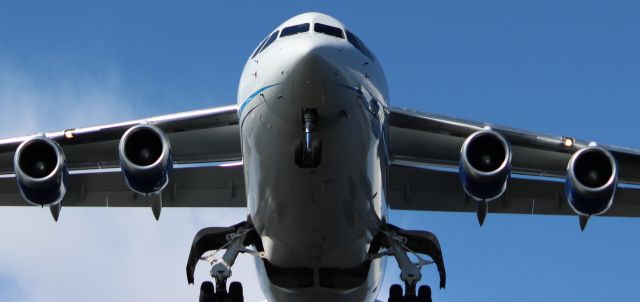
[0,105,246,208]
[387,107,640,219]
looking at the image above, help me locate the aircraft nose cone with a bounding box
[291,47,335,86]
[288,48,337,111]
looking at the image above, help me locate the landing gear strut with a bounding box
[295,108,321,168]
[369,224,446,302]
[186,220,263,302]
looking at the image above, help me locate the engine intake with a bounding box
[119,124,173,195]
[459,130,512,201]
[14,136,68,206]
[565,147,618,216]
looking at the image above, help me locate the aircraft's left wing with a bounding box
[0,105,246,208]
[387,107,640,219]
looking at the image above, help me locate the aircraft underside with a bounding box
[187,219,445,302]
[187,46,446,301]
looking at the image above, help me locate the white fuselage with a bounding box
[237,13,390,302]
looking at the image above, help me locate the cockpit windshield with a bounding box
[280,23,310,38]
[251,24,374,62]
[314,23,344,39]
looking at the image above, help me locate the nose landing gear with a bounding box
[295,109,322,168]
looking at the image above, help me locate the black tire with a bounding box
[388,284,403,302]
[295,139,303,166]
[199,281,215,302]
[417,285,432,302]
[311,139,322,166]
[295,138,322,167]
[228,281,244,302]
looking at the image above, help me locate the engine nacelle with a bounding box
[565,147,618,216]
[14,136,69,206]
[459,130,512,201]
[119,124,173,195]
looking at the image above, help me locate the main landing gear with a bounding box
[388,284,432,302]
[199,281,243,302]
[369,224,446,302]
[186,220,263,302]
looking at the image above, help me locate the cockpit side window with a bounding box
[314,23,344,39]
[258,30,280,55]
[251,35,270,59]
[280,23,310,38]
[346,30,374,61]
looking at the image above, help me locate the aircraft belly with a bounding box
[254,257,386,302]
[241,82,386,268]
[239,49,389,300]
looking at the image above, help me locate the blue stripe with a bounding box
[238,83,281,117]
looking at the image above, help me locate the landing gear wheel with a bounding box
[417,285,432,302]
[228,281,244,302]
[295,140,303,165]
[199,281,215,302]
[309,139,321,166]
[388,284,403,302]
[295,138,321,167]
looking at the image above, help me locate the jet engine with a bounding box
[118,124,173,195]
[459,130,512,201]
[14,136,69,207]
[565,147,618,216]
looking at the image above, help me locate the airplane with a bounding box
[1,11,640,302]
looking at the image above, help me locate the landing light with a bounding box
[563,137,574,148]
[64,129,75,139]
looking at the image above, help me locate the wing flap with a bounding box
[0,164,245,207]
[388,162,640,217]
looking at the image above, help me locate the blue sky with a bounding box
[1,1,639,301]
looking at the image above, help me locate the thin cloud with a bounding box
[0,60,266,301]
[0,274,29,302]
[0,60,135,136]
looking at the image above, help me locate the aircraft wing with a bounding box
[0,105,245,207]
[388,107,640,217]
